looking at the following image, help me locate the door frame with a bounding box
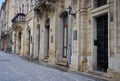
[18,31,22,54]
[28,29,31,55]
[36,25,40,57]
[26,28,31,55]
[14,33,16,54]
[91,11,110,71]
[63,24,68,58]
[96,14,108,72]
[44,25,50,57]
[44,18,50,58]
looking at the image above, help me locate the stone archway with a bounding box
[57,11,68,65]
[26,27,31,55]
[36,24,40,57]
[60,11,68,58]
[14,30,22,55]
[14,33,16,54]
[44,18,50,59]
[18,31,22,54]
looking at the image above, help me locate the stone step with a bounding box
[56,61,67,66]
[44,58,48,62]
[88,71,111,81]
[56,58,67,66]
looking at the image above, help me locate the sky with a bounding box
[0,0,4,8]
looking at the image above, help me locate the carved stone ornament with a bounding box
[34,0,63,16]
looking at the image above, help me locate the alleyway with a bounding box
[0,51,105,81]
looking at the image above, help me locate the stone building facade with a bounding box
[0,0,120,80]
[0,0,12,52]
[11,0,35,57]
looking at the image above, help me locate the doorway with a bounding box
[18,32,22,54]
[44,19,50,58]
[14,33,16,53]
[36,25,40,57]
[96,14,108,72]
[28,30,31,55]
[27,29,31,55]
[63,13,68,58]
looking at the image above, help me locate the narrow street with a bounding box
[0,51,105,81]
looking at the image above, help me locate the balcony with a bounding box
[1,31,5,38]
[11,13,26,27]
[34,0,62,15]
[1,30,8,38]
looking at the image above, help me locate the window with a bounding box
[27,3,29,13]
[31,0,33,9]
[73,30,77,40]
[51,35,53,43]
[20,7,21,13]
[94,0,107,8]
[22,4,24,13]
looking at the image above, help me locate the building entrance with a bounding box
[96,14,108,72]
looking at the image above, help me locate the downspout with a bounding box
[114,0,117,55]
[68,0,72,65]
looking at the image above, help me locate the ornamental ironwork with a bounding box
[11,13,26,26]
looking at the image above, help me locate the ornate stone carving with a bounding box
[34,0,63,16]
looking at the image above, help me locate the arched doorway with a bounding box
[14,33,16,53]
[58,11,68,59]
[57,11,69,65]
[18,31,22,54]
[26,28,31,55]
[62,12,68,58]
[44,18,50,58]
[36,24,40,57]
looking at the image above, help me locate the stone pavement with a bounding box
[0,51,106,81]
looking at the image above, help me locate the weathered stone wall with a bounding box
[9,0,120,79]
[70,0,80,71]
[108,0,120,80]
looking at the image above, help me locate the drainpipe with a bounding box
[114,0,117,55]
[68,0,72,66]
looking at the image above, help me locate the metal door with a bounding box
[96,14,108,72]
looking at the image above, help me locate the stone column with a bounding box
[70,0,81,71]
[48,15,56,65]
[79,8,88,72]
[12,32,15,54]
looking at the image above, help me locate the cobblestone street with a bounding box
[0,51,105,81]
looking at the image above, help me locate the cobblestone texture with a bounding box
[0,51,104,81]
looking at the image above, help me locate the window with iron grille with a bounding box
[94,0,107,8]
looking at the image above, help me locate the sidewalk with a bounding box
[21,56,111,81]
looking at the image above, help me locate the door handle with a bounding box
[94,40,97,46]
